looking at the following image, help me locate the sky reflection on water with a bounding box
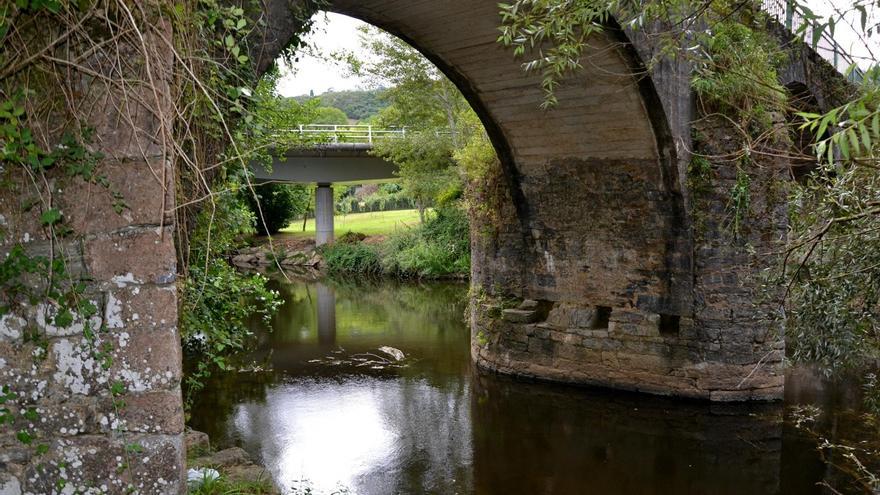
[188,278,877,495]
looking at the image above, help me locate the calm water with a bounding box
[188,277,879,494]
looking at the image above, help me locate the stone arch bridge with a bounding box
[0,0,854,492]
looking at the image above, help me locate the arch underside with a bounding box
[325,0,782,400]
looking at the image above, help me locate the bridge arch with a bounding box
[311,0,690,305]
[255,0,702,395]
[254,0,783,401]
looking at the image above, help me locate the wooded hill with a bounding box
[294,88,389,121]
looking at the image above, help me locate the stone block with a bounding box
[572,307,597,328]
[85,227,176,285]
[110,326,181,393]
[518,299,539,310]
[502,308,539,323]
[22,433,183,494]
[61,158,173,235]
[194,447,254,468]
[50,337,109,397]
[105,284,177,332]
[102,390,184,434]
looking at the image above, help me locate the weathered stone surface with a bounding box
[195,447,253,468]
[502,309,539,324]
[185,429,210,454]
[61,158,174,235]
[86,227,177,285]
[106,390,185,434]
[20,434,184,494]
[518,299,539,311]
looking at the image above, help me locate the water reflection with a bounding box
[315,283,336,344]
[187,277,875,494]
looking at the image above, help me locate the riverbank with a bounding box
[185,429,278,494]
[234,206,470,280]
[280,208,422,238]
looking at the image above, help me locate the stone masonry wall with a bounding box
[471,115,788,401]
[0,9,184,495]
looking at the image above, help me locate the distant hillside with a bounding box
[295,89,388,121]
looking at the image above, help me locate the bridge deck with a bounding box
[252,126,406,184]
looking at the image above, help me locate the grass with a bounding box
[280,209,423,238]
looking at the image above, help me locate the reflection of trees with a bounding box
[187,370,276,447]
[781,366,880,494]
[471,371,784,495]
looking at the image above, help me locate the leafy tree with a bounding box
[312,106,349,125]
[296,89,390,121]
[341,25,470,144]
[243,183,311,235]
[373,130,459,223]
[339,25,490,221]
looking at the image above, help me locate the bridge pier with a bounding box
[315,183,335,246]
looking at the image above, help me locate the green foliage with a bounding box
[178,1,326,411]
[180,191,281,410]
[244,183,311,235]
[343,25,469,131]
[341,183,415,213]
[785,65,880,374]
[321,241,383,275]
[188,474,276,495]
[251,75,320,135]
[322,205,470,279]
[372,131,460,221]
[382,206,470,278]
[498,0,614,108]
[728,162,752,238]
[312,106,350,125]
[786,154,880,372]
[692,22,787,134]
[798,68,880,165]
[341,22,497,236]
[298,89,389,121]
[453,110,504,240]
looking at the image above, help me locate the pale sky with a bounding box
[276,4,877,99]
[275,13,372,97]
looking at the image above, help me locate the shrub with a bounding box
[322,241,383,275]
[338,231,368,244]
[180,192,280,411]
[243,183,310,235]
[322,205,470,278]
[382,205,470,278]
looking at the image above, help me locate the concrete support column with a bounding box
[315,183,335,246]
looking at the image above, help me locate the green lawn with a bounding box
[280,209,423,237]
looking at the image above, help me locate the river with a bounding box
[187,277,879,494]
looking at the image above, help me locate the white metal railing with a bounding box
[282,124,408,145]
[761,0,864,83]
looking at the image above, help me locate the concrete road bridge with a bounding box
[252,124,409,245]
[0,0,864,491]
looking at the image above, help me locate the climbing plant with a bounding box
[0,0,326,488]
